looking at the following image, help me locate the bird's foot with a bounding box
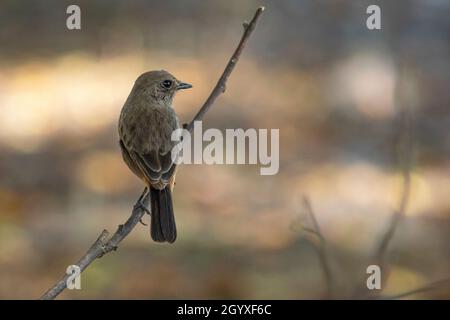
[135,200,151,214]
[134,200,150,226]
[134,187,151,226]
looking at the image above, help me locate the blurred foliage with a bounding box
[0,0,449,299]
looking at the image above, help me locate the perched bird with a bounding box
[118,70,192,243]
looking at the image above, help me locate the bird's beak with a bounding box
[176,82,193,90]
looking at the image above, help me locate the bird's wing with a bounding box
[120,105,179,188]
[131,149,177,187]
[119,139,143,180]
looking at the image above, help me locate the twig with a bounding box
[41,188,150,299]
[375,109,412,263]
[302,196,334,298]
[186,6,265,133]
[352,82,414,299]
[369,102,413,297]
[383,278,450,300]
[40,6,265,300]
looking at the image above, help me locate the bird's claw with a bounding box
[134,201,150,227]
[134,200,151,215]
[134,188,150,227]
[139,218,148,226]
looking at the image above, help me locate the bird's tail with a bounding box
[150,186,177,243]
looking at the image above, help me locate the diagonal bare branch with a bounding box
[40,6,265,300]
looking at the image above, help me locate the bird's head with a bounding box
[134,70,192,104]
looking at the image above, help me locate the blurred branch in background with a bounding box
[301,196,334,298]
[372,104,413,296]
[384,278,450,300]
[374,64,450,299]
[352,62,415,299]
[40,6,265,300]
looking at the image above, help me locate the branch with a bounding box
[368,103,413,298]
[352,89,414,299]
[301,196,334,298]
[40,6,265,300]
[41,188,150,300]
[383,278,450,300]
[375,109,412,260]
[186,6,265,133]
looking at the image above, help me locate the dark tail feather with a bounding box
[150,186,177,243]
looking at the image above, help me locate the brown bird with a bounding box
[118,70,192,243]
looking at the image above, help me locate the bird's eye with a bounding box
[162,80,173,89]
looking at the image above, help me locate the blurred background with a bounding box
[0,0,449,299]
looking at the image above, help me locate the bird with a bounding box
[118,70,192,243]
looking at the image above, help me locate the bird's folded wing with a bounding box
[132,149,177,184]
[119,140,143,179]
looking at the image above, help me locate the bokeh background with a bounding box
[0,0,449,299]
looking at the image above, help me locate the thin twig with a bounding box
[353,78,414,299]
[375,109,412,265]
[186,6,265,133]
[40,6,265,300]
[302,196,334,298]
[369,102,413,298]
[383,278,450,300]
